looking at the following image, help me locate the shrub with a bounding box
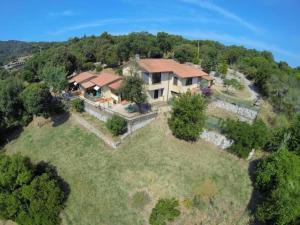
[168,92,207,141]
[106,115,127,136]
[96,65,103,72]
[71,99,84,113]
[82,62,95,71]
[0,154,68,225]
[222,119,269,158]
[149,198,180,225]
[224,78,244,90]
[254,150,300,225]
[201,87,213,97]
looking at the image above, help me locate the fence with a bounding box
[84,101,158,134]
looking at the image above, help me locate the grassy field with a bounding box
[3,114,253,225]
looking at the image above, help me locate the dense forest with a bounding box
[1,32,300,135]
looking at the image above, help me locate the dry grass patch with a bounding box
[3,115,252,225]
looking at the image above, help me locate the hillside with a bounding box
[3,115,252,225]
[0,40,59,65]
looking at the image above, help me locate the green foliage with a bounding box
[21,83,51,116]
[223,78,244,90]
[120,74,147,110]
[149,198,180,225]
[222,119,269,158]
[217,62,228,76]
[254,150,300,225]
[174,44,196,63]
[96,65,103,72]
[42,64,68,93]
[168,92,207,141]
[81,62,96,71]
[71,99,84,113]
[267,116,300,156]
[0,154,67,225]
[106,115,127,136]
[0,78,25,128]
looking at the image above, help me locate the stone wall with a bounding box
[210,100,258,122]
[200,129,233,149]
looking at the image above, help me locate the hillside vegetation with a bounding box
[0,40,58,65]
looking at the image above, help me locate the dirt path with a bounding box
[71,113,119,149]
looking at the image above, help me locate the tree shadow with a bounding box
[35,161,71,202]
[0,126,24,149]
[51,112,70,127]
[247,159,264,225]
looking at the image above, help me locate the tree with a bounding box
[149,198,180,225]
[174,44,196,63]
[0,154,67,225]
[106,115,127,136]
[157,32,171,54]
[254,150,300,225]
[120,74,147,112]
[222,119,269,158]
[217,62,228,76]
[168,92,206,141]
[0,78,25,128]
[21,83,52,116]
[42,65,68,93]
[71,99,84,113]
[286,116,300,156]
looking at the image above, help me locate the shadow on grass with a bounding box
[51,112,70,127]
[36,161,71,202]
[247,159,264,225]
[0,126,24,149]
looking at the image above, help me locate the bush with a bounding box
[149,198,180,225]
[96,65,103,72]
[106,115,127,136]
[254,150,300,225]
[82,62,96,71]
[71,99,84,113]
[0,154,68,225]
[224,78,244,90]
[222,119,269,158]
[168,92,206,141]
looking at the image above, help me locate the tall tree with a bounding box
[21,83,52,116]
[120,73,147,111]
[42,65,68,93]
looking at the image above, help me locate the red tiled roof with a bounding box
[90,72,122,87]
[69,72,97,84]
[81,81,95,89]
[137,59,208,78]
[108,79,123,90]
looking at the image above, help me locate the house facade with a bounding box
[123,59,214,103]
[69,71,123,103]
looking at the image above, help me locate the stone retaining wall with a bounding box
[200,129,233,149]
[210,100,258,122]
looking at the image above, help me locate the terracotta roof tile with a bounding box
[69,72,97,84]
[90,72,122,87]
[81,81,95,89]
[108,79,123,90]
[137,59,208,78]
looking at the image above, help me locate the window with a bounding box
[153,89,163,99]
[186,78,193,86]
[152,73,161,84]
[173,76,178,86]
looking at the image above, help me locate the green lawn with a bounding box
[3,115,252,225]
